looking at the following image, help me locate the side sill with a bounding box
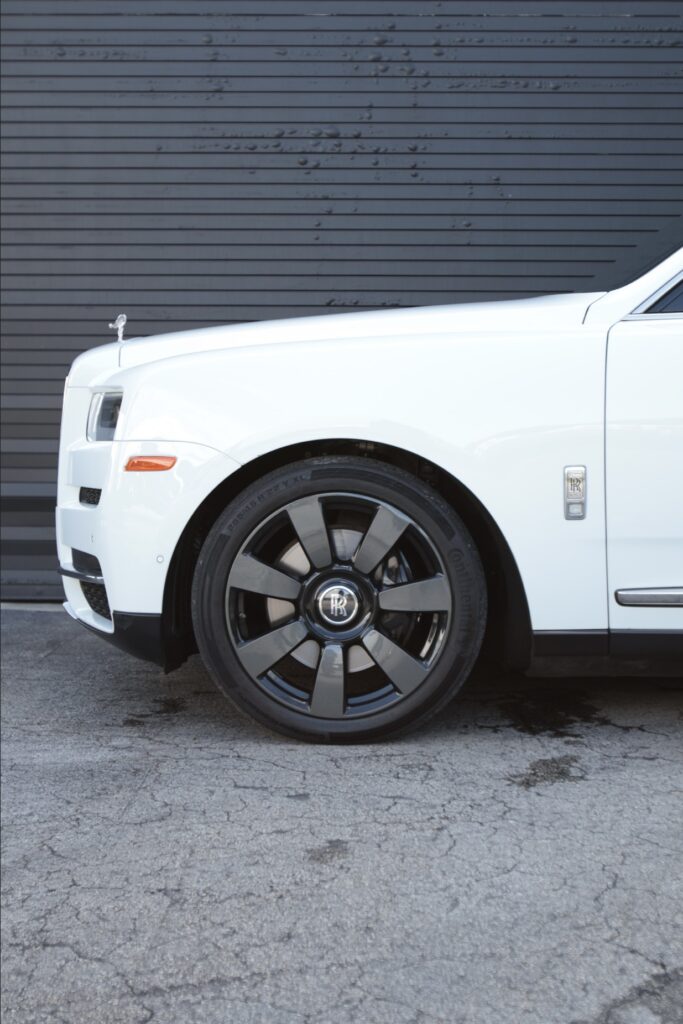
[533,630,683,660]
[533,631,608,657]
[610,630,683,659]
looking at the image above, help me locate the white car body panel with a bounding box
[606,316,683,631]
[56,248,683,652]
[115,291,599,371]
[106,306,608,632]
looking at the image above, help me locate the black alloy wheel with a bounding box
[192,457,487,742]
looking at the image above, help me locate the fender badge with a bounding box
[564,466,586,520]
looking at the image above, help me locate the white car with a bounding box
[57,248,683,741]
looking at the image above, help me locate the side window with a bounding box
[645,280,683,314]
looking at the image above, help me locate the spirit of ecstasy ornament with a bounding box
[108,313,127,343]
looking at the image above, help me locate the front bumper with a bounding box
[61,593,169,668]
[56,385,241,666]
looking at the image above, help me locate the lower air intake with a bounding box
[79,487,101,506]
[81,581,111,621]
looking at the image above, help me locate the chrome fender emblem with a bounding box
[108,313,127,343]
[564,466,586,520]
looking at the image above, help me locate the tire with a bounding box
[191,456,487,742]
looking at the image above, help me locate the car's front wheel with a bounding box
[192,457,487,741]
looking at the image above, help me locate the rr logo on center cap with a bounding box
[317,583,359,626]
[330,592,348,616]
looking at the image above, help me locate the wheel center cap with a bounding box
[316,582,360,627]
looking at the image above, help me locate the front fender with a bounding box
[108,327,608,631]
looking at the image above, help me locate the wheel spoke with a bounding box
[362,628,429,695]
[353,505,410,575]
[310,643,345,718]
[237,621,308,677]
[228,554,302,600]
[287,496,332,569]
[378,575,451,613]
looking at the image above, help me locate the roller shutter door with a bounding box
[2,0,682,598]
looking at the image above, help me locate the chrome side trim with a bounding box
[615,588,683,607]
[58,564,105,586]
[622,313,683,322]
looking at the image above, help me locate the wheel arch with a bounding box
[162,439,532,673]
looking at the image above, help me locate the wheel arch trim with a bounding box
[162,438,533,673]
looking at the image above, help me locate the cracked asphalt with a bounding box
[2,608,682,1024]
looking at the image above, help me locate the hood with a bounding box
[117,291,602,371]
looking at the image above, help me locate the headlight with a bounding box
[87,391,122,442]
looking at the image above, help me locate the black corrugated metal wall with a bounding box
[2,1,682,599]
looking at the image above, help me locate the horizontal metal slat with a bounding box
[3,121,681,140]
[5,58,683,76]
[4,152,682,171]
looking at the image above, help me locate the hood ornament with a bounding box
[108,313,127,343]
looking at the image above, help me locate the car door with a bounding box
[605,275,683,640]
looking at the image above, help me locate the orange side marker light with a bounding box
[125,456,177,472]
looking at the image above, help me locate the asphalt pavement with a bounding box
[1,607,682,1024]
